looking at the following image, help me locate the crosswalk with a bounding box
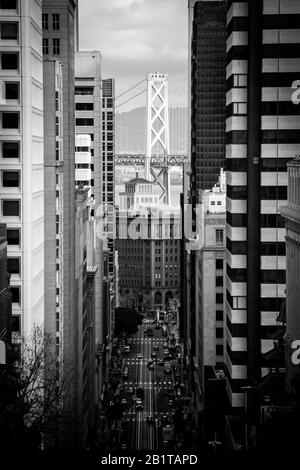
[130,338,166,344]
[122,410,173,418]
[122,381,174,387]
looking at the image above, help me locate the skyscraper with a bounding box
[0,1,44,341]
[102,78,116,278]
[225,0,300,409]
[190,0,227,195]
[0,223,11,364]
[43,0,78,372]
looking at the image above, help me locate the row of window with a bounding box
[226,212,285,228]
[42,13,60,31]
[43,38,60,55]
[227,185,287,200]
[226,158,289,172]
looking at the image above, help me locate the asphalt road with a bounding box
[119,321,175,451]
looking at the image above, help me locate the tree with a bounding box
[0,326,74,450]
[114,307,143,336]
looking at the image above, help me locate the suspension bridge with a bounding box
[114,72,188,203]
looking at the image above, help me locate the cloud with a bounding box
[78,0,188,100]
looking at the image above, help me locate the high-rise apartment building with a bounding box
[0,223,11,364]
[43,0,78,370]
[75,51,105,376]
[102,78,115,278]
[281,156,300,406]
[190,0,227,194]
[0,1,44,340]
[225,0,300,409]
[194,174,226,408]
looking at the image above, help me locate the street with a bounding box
[119,321,176,451]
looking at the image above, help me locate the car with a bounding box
[163,349,170,355]
[132,395,138,402]
[148,363,154,370]
[135,403,144,411]
[158,359,164,366]
[168,398,174,406]
[153,345,159,351]
[151,351,157,358]
[124,345,130,353]
[161,414,170,425]
[147,359,153,366]
[121,398,128,405]
[137,353,143,359]
[146,415,155,424]
[128,386,134,394]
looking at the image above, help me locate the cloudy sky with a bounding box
[79,0,188,108]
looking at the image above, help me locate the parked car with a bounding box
[146,415,155,424]
[137,353,143,359]
[135,402,144,411]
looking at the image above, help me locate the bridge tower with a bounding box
[146,72,170,204]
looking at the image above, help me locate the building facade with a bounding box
[74,51,107,400]
[102,78,115,278]
[281,156,300,406]
[0,224,11,364]
[75,133,92,197]
[43,58,64,369]
[225,0,300,409]
[0,0,44,341]
[190,0,227,194]
[117,176,181,310]
[75,187,97,447]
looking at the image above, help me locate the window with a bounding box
[233,102,247,115]
[43,38,49,55]
[2,171,19,187]
[1,52,18,69]
[5,82,19,100]
[2,112,19,129]
[216,259,223,270]
[52,38,60,55]
[75,103,94,111]
[2,141,19,158]
[2,200,20,216]
[216,328,223,339]
[76,118,94,126]
[75,87,93,95]
[0,0,17,8]
[11,315,20,333]
[52,14,59,30]
[216,229,224,245]
[7,257,20,274]
[7,228,20,245]
[216,344,224,356]
[216,293,223,304]
[10,286,20,303]
[1,22,18,39]
[216,310,223,321]
[233,74,247,88]
[42,13,48,30]
[216,276,223,287]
